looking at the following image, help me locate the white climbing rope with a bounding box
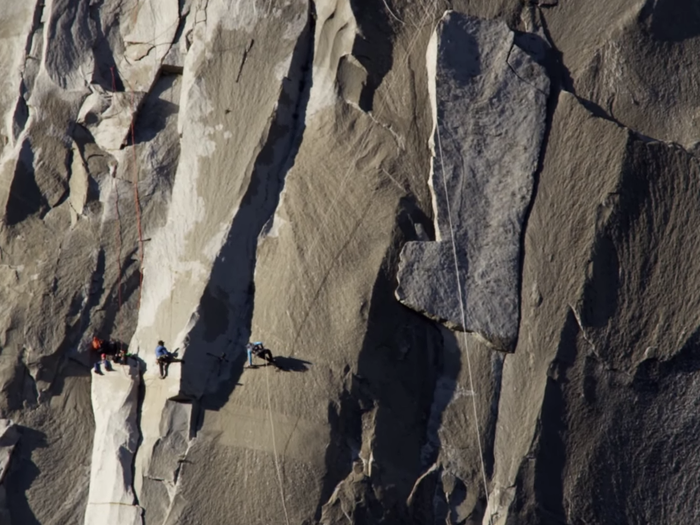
[265,365,291,525]
[435,122,491,509]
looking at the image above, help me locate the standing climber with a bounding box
[155,340,184,379]
[246,341,277,368]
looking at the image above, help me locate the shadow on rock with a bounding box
[181,7,315,420]
[315,204,448,523]
[641,0,700,42]
[156,351,184,379]
[5,426,47,525]
[131,74,180,145]
[273,355,312,372]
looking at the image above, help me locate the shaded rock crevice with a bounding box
[317,205,444,525]
[10,0,46,143]
[5,425,47,525]
[0,420,20,522]
[348,0,395,113]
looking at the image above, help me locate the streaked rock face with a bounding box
[0,1,698,524]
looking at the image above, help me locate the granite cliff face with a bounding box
[0,1,698,524]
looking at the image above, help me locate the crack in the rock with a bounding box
[144,476,166,482]
[22,0,44,59]
[131,363,146,523]
[568,304,596,351]
[235,39,255,83]
[406,462,439,506]
[567,305,636,378]
[364,108,406,150]
[11,0,45,141]
[585,351,634,378]
[515,17,571,358]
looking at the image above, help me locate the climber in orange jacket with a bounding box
[91,336,118,356]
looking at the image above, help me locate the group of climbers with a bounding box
[90,336,183,379]
[91,335,277,377]
[91,336,135,373]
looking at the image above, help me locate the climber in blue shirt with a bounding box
[155,340,183,379]
[246,341,277,368]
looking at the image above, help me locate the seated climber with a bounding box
[93,353,113,374]
[246,341,276,368]
[155,340,184,379]
[113,348,127,364]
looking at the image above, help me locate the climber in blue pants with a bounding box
[246,341,276,368]
[155,340,183,379]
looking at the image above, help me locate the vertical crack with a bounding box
[235,39,255,83]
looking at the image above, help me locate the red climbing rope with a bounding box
[108,65,145,343]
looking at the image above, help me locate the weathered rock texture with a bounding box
[0,1,698,524]
[396,12,548,352]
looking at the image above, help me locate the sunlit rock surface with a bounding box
[84,361,141,525]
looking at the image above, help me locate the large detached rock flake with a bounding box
[396,12,549,352]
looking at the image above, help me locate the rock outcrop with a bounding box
[0,1,699,524]
[84,361,141,525]
[395,12,548,352]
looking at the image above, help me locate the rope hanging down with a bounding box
[435,124,491,510]
[266,366,290,525]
